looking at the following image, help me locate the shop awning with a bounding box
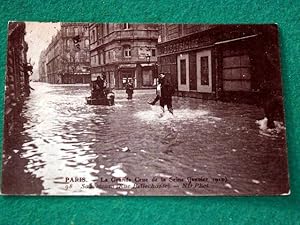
[214,34,259,45]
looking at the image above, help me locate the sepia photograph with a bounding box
[1,22,289,196]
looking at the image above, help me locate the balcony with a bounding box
[92,29,158,49]
[114,29,158,41]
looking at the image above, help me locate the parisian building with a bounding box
[4,22,31,139]
[44,30,62,84]
[43,23,90,84]
[89,23,158,89]
[157,24,282,103]
[38,49,47,82]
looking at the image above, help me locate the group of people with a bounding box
[91,73,175,114]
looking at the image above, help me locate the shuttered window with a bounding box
[222,55,251,91]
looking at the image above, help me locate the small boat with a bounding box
[86,92,115,106]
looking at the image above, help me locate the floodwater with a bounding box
[1,83,289,196]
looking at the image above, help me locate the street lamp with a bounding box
[146,54,150,64]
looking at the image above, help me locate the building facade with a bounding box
[44,23,90,84]
[157,24,282,104]
[38,50,47,82]
[44,31,62,83]
[4,22,31,139]
[89,23,158,89]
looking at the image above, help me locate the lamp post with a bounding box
[146,54,150,64]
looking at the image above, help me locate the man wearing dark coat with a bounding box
[92,76,105,98]
[125,80,134,99]
[159,74,175,114]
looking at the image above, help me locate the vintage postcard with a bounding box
[1,22,290,196]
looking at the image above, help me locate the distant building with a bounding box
[89,23,158,89]
[157,24,282,103]
[5,22,31,139]
[44,23,90,84]
[44,31,62,84]
[38,50,47,82]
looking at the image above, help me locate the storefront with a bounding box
[141,63,156,87]
[157,25,281,104]
[91,63,157,89]
[118,64,136,89]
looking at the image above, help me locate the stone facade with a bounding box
[89,23,158,89]
[38,50,47,82]
[157,24,282,104]
[4,22,31,138]
[44,23,90,84]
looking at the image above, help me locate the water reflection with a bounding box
[2,83,289,195]
[2,114,44,195]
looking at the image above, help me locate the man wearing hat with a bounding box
[148,73,174,114]
[148,73,165,105]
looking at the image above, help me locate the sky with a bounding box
[25,22,61,80]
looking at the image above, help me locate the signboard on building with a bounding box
[158,35,211,55]
[138,47,151,59]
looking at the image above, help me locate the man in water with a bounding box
[148,73,164,105]
[125,80,134,99]
[160,76,175,114]
[149,73,174,114]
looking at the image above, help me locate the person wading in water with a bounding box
[148,73,175,114]
[125,80,134,100]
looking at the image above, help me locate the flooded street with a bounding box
[2,83,289,196]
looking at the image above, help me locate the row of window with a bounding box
[91,23,132,43]
[159,25,214,42]
[66,39,89,48]
[90,46,156,66]
[47,54,90,74]
[66,52,89,63]
[47,58,61,73]
[64,26,89,36]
